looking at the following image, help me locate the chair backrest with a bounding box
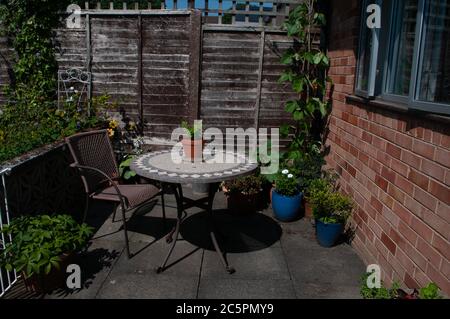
[66,130,120,194]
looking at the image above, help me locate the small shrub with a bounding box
[309,179,353,224]
[360,272,400,299]
[0,214,93,277]
[274,169,300,197]
[419,283,443,299]
[222,174,263,196]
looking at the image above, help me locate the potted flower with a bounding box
[271,169,302,222]
[222,174,263,214]
[180,120,203,161]
[0,214,93,293]
[304,178,334,220]
[309,183,353,247]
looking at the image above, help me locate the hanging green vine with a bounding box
[279,0,331,163]
[0,0,107,163]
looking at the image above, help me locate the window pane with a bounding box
[386,0,418,96]
[357,26,373,92]
[417,0,450,104]
[356,0,377,93]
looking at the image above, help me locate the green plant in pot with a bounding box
[271,169,302,222]
[0,214,93,293]
[222,174,263,214]
[180,120,203,161]
[309,181,353,247]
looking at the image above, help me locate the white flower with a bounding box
[288,174,294,179]
[282,169,289,175]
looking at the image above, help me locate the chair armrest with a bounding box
[70,163,129,208]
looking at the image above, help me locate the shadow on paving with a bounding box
[50,247,120,298]
[180,210,282,253]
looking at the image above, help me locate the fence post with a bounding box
[138,13,144,134]
[254,30,266,131]
[189,10,202,121]
[85,14,92,116]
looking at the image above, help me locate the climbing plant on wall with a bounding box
[0,0,108,163]
[279,0,331,166]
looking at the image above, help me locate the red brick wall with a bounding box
[326,0,450,295]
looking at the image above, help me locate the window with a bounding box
[356,0,450,115]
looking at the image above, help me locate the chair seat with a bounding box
[92,184,160,208]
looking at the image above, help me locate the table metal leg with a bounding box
[157,183,235,274]
[207,183,235,274]
[157,184,183,273]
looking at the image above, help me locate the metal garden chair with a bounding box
[66,129,166,258]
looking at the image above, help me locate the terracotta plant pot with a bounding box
[181,138,204,161]
[226,192,259,214]
[23,252,74,294]
[304,199,313,219]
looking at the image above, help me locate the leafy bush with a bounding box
[222,174,263,196]
[419,283,443,299]
[274,169,300,197]
[0,214,93,277]
[0,1,114,163]
[0,93,112,163]
[119,155,137,181]
[360,272,400,299]
[309,179,353,224]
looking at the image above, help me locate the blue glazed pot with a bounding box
[272,189,302,222]
[315,219,344,247]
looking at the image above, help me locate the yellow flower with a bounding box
[109,120,119,129]
[107,128,115,137]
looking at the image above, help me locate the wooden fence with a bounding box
[1,2,306,144]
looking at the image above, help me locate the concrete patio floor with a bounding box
[7,186,365,299]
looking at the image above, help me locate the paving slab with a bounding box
[280,219,365,299]
[197,278,296,299]
[46,239,123,299]
[97,273,199,299]
[201,247,290,281]
[111,239,203,278]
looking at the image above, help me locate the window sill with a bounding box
[346,95,450,125]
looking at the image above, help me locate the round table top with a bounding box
[131,150,259,184]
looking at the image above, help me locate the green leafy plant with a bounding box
[294,152,326,193]
[0,214,93,278]
[279,0,331,164]
[0,1,115,163]
[119,155,137,181]
[419,283,443,299]
[309,180,353,224]
[274,169,300,197]
[360,272,400,299]
[181,120,202,140]
[222,174,263,196]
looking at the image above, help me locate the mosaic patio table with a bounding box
[131,149,258,274]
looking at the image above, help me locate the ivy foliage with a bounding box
[279,0,331,163]
[0,0,109,163]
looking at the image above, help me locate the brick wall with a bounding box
[326,0,450,295]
